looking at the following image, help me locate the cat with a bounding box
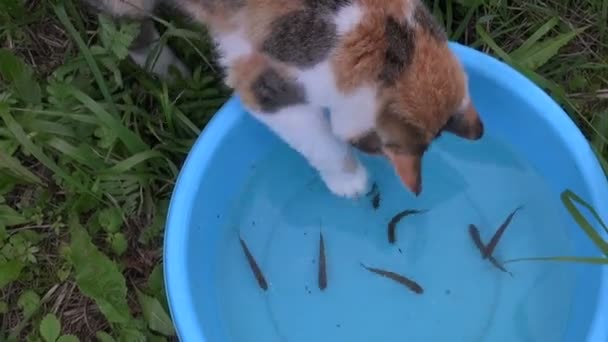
[82,0,485,198]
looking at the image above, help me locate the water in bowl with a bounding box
[215,133,577,342]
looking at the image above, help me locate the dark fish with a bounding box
[469,224,513,277]
[388,209,427,244]
[318,232,327,291]
[360,263,424,294]
[468,224,486,254]
[483,206,523,259]
[239,236,268,291]
[372,192,381,210]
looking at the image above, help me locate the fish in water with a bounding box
[388,209,427,244]
[468,224,513,276]
[318,232,327,291]
[483,206,523,259]
[239,236,268,291]
[366,182,381,210]
[360,263,424,294]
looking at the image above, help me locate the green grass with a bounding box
[0,0,607,340]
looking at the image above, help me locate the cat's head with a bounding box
[374,21,484,195]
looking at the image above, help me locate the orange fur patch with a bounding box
[331,0,418,93]
[331,10,387,92]
[391,29,465,138]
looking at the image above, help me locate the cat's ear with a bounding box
[444,100,484,140]
[384,149,422,196]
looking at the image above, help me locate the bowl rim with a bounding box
[164,42,608,342]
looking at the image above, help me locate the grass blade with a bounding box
[504,256,608,264]
[53,3,117,116]
[514,27,586,71]
[0,153,42,184]
[475,24,513,62]
[561,189,608,255]
[0,103,90,194]
[66,86,148,154]
[510,17,560,59]
[103,150,176,176]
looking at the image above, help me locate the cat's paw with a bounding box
[320,162,369,198]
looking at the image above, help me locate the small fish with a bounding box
[318,232,327,291]
[469,224,513,276]
[468,224,486,254]
[372,192,381,210]
[360,263,423,294]
[239,236,268,291]
[388,209,427,244]
[483,206,523,259]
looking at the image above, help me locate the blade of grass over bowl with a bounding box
[561,190,608,255]
[504,256,608,265]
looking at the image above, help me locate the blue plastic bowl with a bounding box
[164,43,608,342]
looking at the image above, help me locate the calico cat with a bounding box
[82,0,484,198]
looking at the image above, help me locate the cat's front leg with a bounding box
[251,104,370,198]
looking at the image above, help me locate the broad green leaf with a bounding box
[147,264,165,302]
[0,259,24,288]
[513,27,586,71]
[0,204,27,226]
[95,331,116,342]
[136,290,175,336]
[0,300,7,314]
[510,17,560,59]
[0,48,41,104]
[18,290,41,316]
[109,233,128,256]
[505,256,608,264]
[40,313,61,342]
[98,207,123,234]
[57,335,79,342]
[118,327,147,342]
[68,214,132,324]
[561,190,608,255]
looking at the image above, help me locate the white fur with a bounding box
[334,3,363,35]
[214,29,253,68]
[250,105,369,198]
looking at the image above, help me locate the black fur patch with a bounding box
[262,10,337,67]
[305,0,351,11]
[251,68,307,113]
[414,3,447,41]
[350,131,383,154]
[380,17,416,84]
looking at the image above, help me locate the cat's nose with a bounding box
[383,149,423,196]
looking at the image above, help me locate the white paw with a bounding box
[320,161,369,198]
